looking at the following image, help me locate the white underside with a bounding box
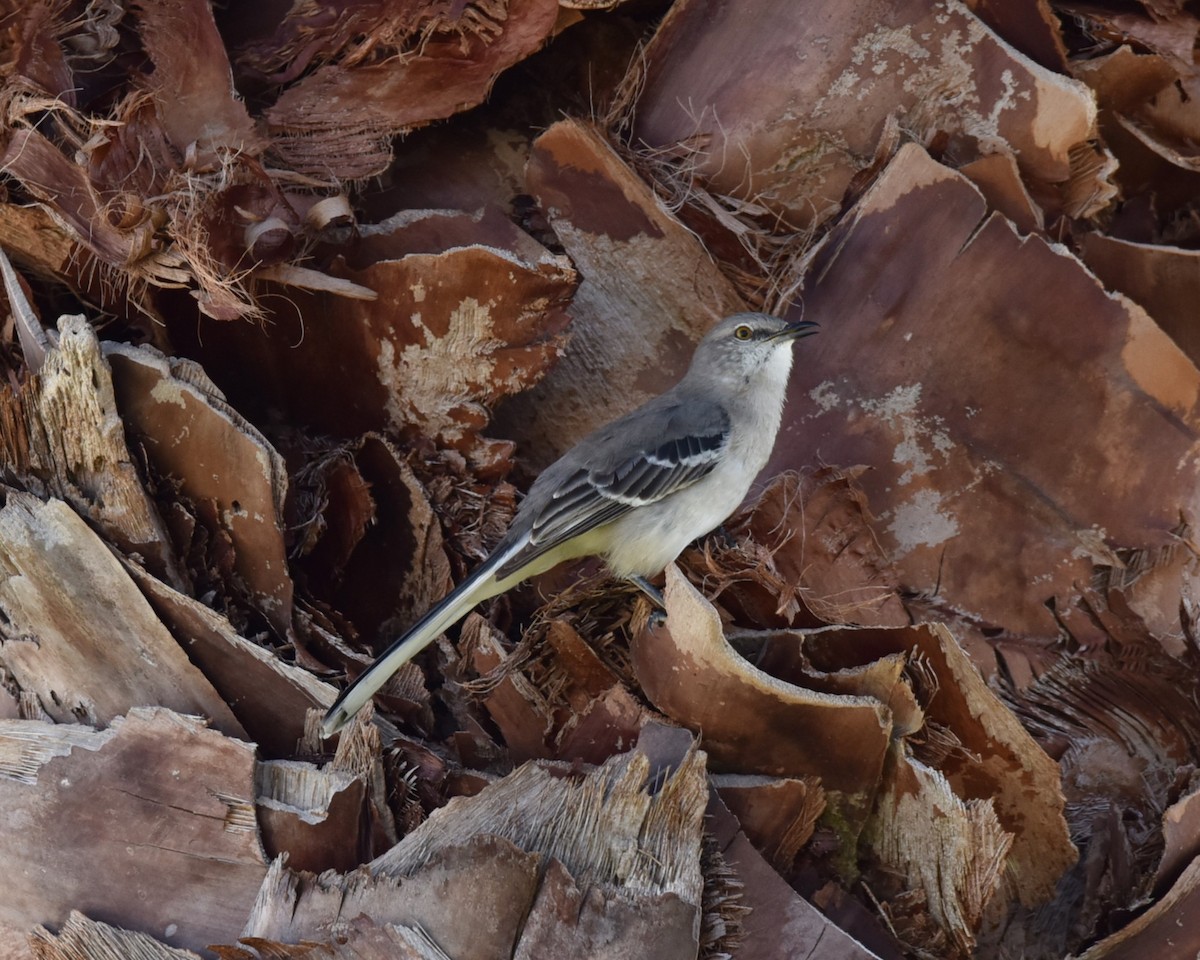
[603,339,794,577]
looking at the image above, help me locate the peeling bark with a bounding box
[635,0,1099,228]
[0,315,182,586]
[770,143,1200,636]
[4,1,1200,955]
[0,494,243,732]
[0,709,268,954]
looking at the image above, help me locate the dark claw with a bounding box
[712,524,738,549]
[630,575,666,610]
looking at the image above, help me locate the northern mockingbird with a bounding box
[322,312,818,736]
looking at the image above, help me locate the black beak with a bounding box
[777,320,819,341]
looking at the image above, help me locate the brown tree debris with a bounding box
[463,613,552,761]
[30,911,202,960]
[812,623,1074,905]
[631,564,892,837]
[770,142,1200,637]
[0,494,242,733]
[255,760,368,874]
[1074,856,1200,960]
[0,124,183,292]
[958,152,1046,234]
[497,118,748,468]
[462,611,651,764]
[105,342,294,636]
[131,0,263,163]
[0,709,269,954]
[725,468,909,629]
[245,745,709,958]
[1000,613,1200,951]
[176,208,575,477]
[1156,778,1200,889]
[963,0,1068,71]
[123,561,333,758]
[711,773,826,875]
[752,643,925,740]
[634,0,1100,229]
[706,789,886,960]
[1079,233,1200,366]
[243,840,539,960]
[257,0,562,181]
[215,916,453,959]
[0,314,182,587]
[7,2,1200,956]
[290,434,453,645]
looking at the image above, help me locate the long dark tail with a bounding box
[320,546,516,736]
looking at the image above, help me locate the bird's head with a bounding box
[689,313,819,390]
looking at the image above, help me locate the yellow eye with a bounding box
[734,324,753,341]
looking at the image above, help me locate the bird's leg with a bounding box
[629,575,666,610]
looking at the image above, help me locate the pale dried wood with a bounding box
[124,560,332,757]
[325,711,399,856]
[0,709,269,954]
[374,747,708,903]
[0,314,183,587]
[240,745,712,957]
[511,858,699,960]
[0,494,243,732]
[216,916,453,958]
[30,911,202,960]
[253,263,377,300]
[866,746,1013,957]
[244,838,541,960]
[0,247,52,373]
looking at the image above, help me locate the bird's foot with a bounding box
[711,524,739,550]
[629,575,666,610]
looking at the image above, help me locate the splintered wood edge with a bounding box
[865,744,1013,954]
[29,911,202,960]
[372,747,708,903]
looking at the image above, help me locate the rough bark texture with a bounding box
[4,1,1200,958]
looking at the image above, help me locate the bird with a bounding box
[321,312,819,736]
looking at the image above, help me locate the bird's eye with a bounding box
[734,324,753,341]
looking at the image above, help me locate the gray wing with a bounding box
[494,396,730,579]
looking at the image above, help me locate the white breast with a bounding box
[602,340,795,578]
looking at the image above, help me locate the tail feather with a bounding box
[320,545,517,737]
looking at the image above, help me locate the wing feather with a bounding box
[495,418,729,579]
